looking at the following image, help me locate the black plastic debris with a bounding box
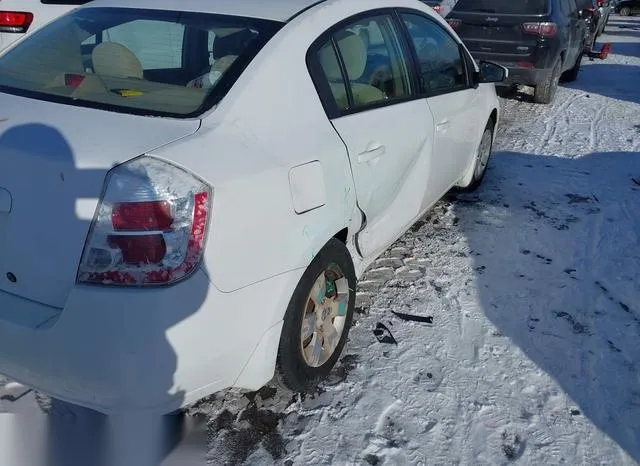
[373,322,397,345]
[391,310,433,324]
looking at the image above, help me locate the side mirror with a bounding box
[477,60,509,83]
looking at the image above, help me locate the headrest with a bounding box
[319,32,368,82]
[91,42,143,79]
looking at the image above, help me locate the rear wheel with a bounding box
[458,120,495,192]
[534,58,561,104]
[275,238,356,392]
[561,52,583,83]
[620,6,631,15]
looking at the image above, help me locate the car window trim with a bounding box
[460,43,479,88]
[395,8,473,98]
[305,7,422,120]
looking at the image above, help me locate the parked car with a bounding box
[614,0,640,15]
[595,0,613,35]
[576,0,602,50]
[0,0,93,52]
[446,0,591,104]
[420,0,445,15]
[0,0,505,415]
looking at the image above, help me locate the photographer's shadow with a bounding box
[0,123,209,466]
[454,150,640,461]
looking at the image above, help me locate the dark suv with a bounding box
[446,0,590,104]
[615,0,640,16]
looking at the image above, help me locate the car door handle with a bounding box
[357,142,386,163]
[436,119,450,130]
[436,120,450,132]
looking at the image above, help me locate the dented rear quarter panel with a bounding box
[151,15,361,295]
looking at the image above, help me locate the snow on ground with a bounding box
[2,14,640,466]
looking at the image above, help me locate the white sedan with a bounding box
[0,0,505,415]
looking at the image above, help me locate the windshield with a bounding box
[0,7,282,118]
[453,0,549,14]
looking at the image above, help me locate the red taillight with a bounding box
[447,18,462,29]
[522,22,557,38]
[516,61,534,69]
[0,11,33,33]
[64,74,86,89]
[108,235,167,265]
[596,0,605,6]
[77,157,212,286]
[112,201,173,231]
[108,201,173,265]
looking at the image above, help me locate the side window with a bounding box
[101,20,186,70]
[316,41,350,111]
[208,32,216,66]
[401,13,468,95]
[315,14,412,112]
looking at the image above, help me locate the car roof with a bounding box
[82,0,328,22]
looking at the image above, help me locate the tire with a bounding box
[561,52,583,83]
[620,6,631,16]
[534,58,562,104]
[458,119,495,192]
[275,237,356,392]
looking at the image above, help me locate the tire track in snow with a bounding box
[536,91,582,154]
[589,102,611,153]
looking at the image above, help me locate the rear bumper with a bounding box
[0,268,299,415]
[469,52,557,87]
[0,33,23,53]
[479,61,552,87]
[500,66,552,87]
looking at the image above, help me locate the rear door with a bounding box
[448,0,550,60]
[308,13,434,258]
[399,11,480,200]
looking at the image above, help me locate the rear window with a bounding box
[453,0,549,14]
[0,7,282,118]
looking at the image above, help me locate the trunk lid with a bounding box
[0,93,200,308]
[450,0,551,56]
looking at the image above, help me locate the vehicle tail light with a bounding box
[77,156,212,286]
[0,11,34,33]
[447,18,462,29]
[522,22,557,38]
[516,61,534,69]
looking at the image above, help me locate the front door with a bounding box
[400,12,480,201]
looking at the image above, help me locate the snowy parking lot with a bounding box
[2,14,640,466]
